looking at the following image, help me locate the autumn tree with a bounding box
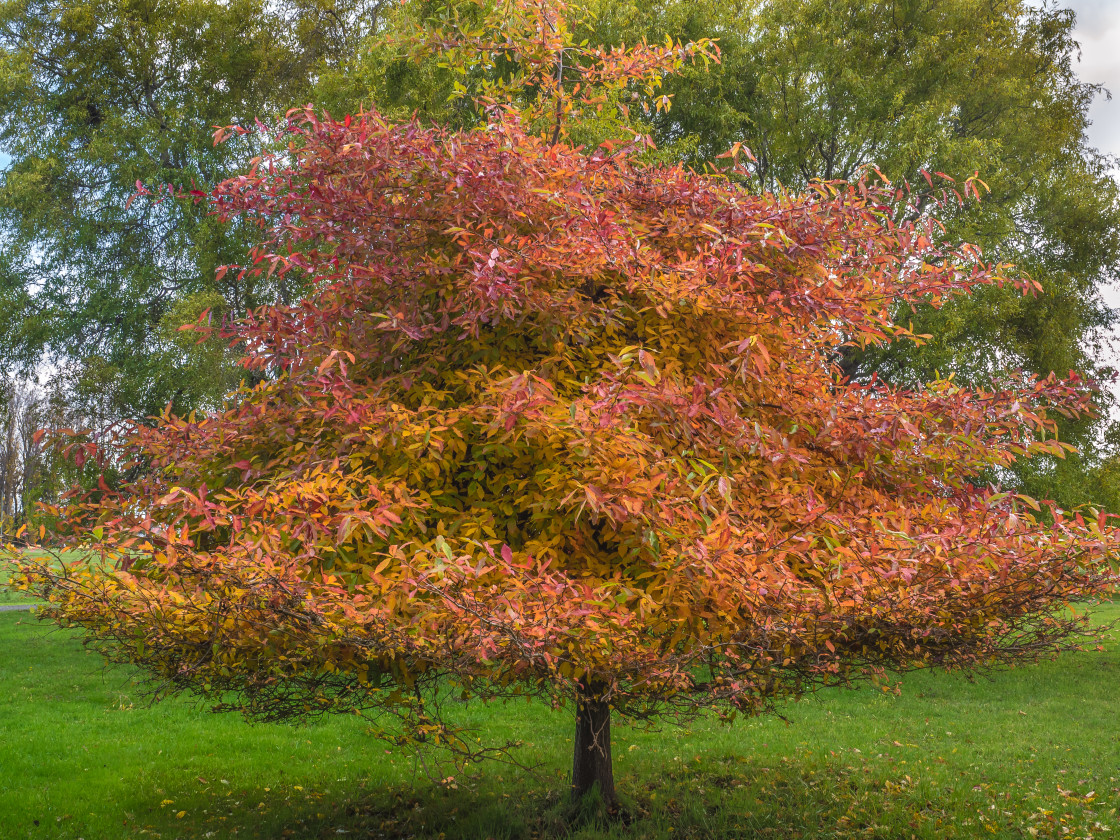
[9,0,1119,811]
[313,0,1120,513]
[6,0,1120,519]
[595,0,1120,511]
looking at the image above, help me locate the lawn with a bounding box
[0,553,84,604]
[1,604,1117,840]
[0,565,36,605]
[0,550,91,605]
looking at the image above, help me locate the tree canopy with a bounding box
[0,0,389,418]
[3,0,1119,517]
[10,0,1118,809]
[625,0,1120,509]
[336,0,1120,509]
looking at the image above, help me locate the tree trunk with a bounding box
[571,684,617,809]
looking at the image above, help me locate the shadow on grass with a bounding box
[92,749,1114,840]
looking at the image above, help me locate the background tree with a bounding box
[0,374,75,540]
[10,0,1118,812]
[0,0,390,420]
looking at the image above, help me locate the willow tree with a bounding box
[0,0,392,418]
[10,0,1118,811]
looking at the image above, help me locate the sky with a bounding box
[1065,0,1120,164]
[1062,0,1120,360]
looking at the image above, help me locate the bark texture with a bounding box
[571,686,617,808]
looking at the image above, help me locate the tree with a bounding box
[8,0,1118,813]
[0,0,391,419]
[6,0,1119,514]
[0,375,75,540]
[591,0,1120,512]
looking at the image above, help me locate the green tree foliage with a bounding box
[0,0,390,418]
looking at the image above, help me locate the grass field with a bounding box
[0,553,33,605]
[1,604,1118,840]
[0,580,35,604]
[0,550,87,605]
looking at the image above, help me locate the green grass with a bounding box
[1,606,1118,840]
[0,549,87,605]
[0,562,36,604]
[0,588,31,604]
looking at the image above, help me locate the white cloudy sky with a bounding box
[1066,0,1120,163]
[1065,0,1120,340]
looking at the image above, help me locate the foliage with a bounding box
[4,0,1119,519]
[390,0,713,144]
[0,0,390,419]
[0,376,78,540]
[8,0,1119,809]
[598,0,1120,510]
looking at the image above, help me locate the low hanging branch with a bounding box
[6,0,1118,813]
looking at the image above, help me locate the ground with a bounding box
[0,602,1117,839]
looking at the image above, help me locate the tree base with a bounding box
[571,686,618,811]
